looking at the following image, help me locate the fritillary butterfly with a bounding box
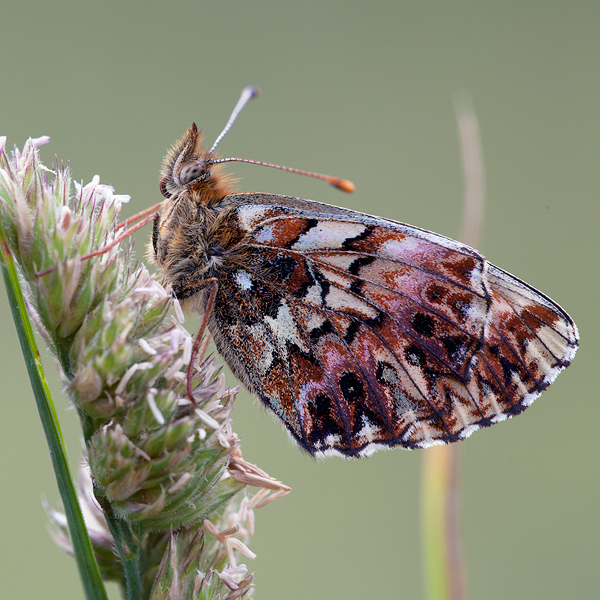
[152,88,578,458]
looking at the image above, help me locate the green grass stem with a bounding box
[0,240,108,600]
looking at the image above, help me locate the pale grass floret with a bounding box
[138,337,157,355]
[194,407,221,430]
[114,362,153,395]
[146,390,165,425]
[217,565,249,590]
[168,472,193,494]
[203,519,256,570]
[172,296,185,324]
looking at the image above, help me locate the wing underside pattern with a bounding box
[207,198,578,457]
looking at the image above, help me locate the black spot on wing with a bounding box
[338,370,395,438]
[262,255,297,280]
[441,336,470,364]
[290,261,331,307]
[349,279,363,295]
[412,313,435,336]
[348,254,377,275]
[309,319,335,341]
[405,344,426,366]
[240,273,284,320]
[315,269,331,306]
[305,393,347,449]
[339,371,365,404]
[365,309,386,329]
[343,320,361,345]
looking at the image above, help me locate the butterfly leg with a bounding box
[184,277,219,404]
[115,201,164,231]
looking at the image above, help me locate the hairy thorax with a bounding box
[152,192,248,302]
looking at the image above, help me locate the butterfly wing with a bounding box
[208,193,578,457]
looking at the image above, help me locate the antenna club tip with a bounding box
[332,178,356,193]
[243,86,260,99]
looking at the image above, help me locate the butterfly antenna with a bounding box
[209,86,260,154]
[209,156,355,193]
[208,86,355,193]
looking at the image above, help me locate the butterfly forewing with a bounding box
[201,194,578,457]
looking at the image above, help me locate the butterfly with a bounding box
[151,87,579,458]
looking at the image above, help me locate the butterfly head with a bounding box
[159,123,234,203]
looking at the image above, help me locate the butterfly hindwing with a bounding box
[204,193,577,457]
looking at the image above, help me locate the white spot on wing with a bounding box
[264,300,309,359]
[292,221,367,251]
[530,325,571,362]
[237,205,268,230]
[325,434,342,447]
[235,270,253,290]
[458,424,480,439]
[380,236,421,257]
[305,311,327,332]
[255,222,277,243]
[470,262,484,292]
[324,287,378,318]
[315,252,359,271]
[356,420,381,444]
[319,267,350,289]
[303,282,324,306]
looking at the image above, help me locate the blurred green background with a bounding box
[1,1,598,598]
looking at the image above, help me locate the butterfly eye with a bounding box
[179,161,208,185]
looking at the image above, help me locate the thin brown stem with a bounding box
[422,96,485,600]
